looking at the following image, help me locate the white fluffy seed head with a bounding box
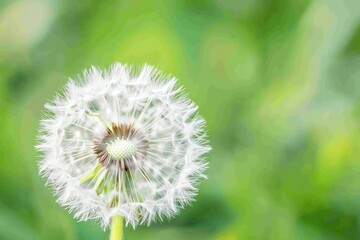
[37,63,211,229]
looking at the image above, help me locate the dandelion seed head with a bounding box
[37,63,211,229]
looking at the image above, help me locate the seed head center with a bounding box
[106,138,137,160]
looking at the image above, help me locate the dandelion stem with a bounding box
[110,215,123,240]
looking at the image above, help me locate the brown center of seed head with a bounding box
[92,123,148,171]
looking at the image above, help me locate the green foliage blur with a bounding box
[0,0,359,239]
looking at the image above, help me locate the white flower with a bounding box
[37,63,211,228]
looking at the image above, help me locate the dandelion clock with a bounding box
[37,63,211,239]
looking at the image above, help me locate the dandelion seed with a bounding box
[37,63,211,230]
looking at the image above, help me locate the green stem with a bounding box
[110,215,123,240]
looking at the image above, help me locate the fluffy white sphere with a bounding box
[37,63,210,228]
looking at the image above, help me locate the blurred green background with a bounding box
[0,0,360,239]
